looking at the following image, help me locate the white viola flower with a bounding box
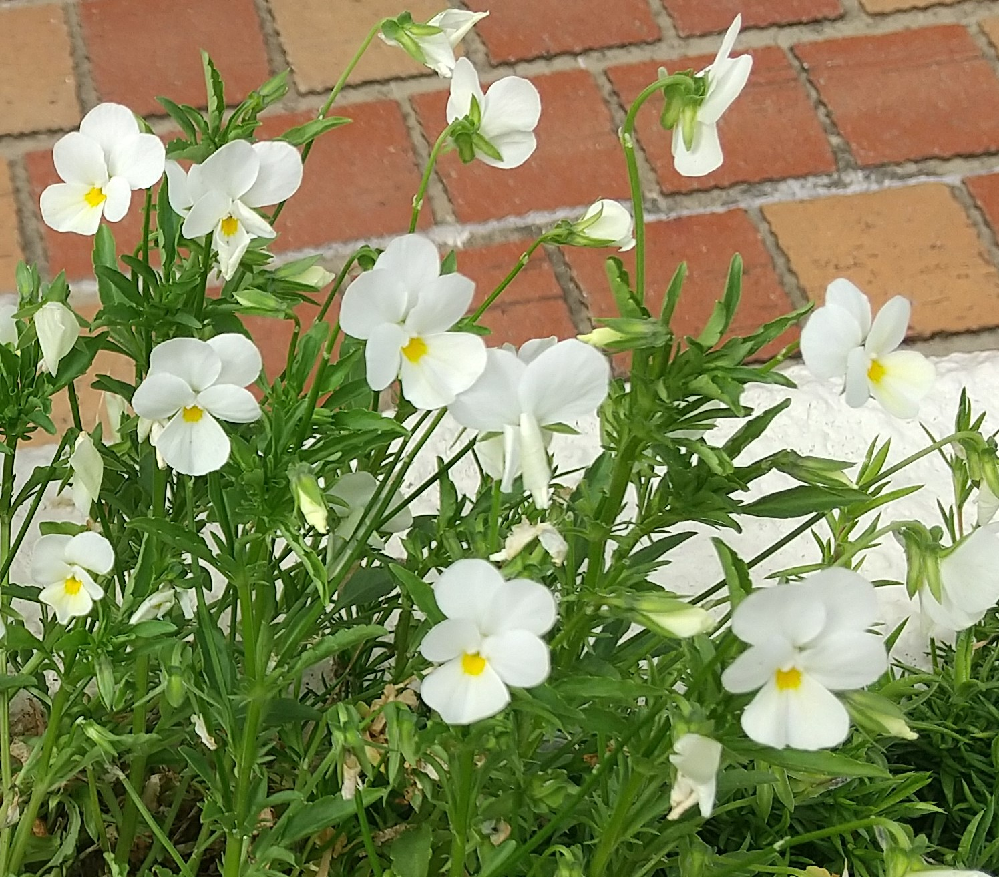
[129,584,177,625]
[165,139,303,279]
[489,518,568,566]
[918,526,999,634]
[69,432,103,515]
[449,338,610,508]
[31,531,115,625]
[329,471,412,546]
[131,334,262,477]
[668,733,722,820]
[800,279,935,420]
[446,57,541,169]
[721,568,888,750]
[40,102,165,236]
[420,559,557,725]
[573,200,635,251]
[670,16,752,178]
[0,303,17,347]
[381,10,488,78]
[339,234,487,409]
[35,301,80,376]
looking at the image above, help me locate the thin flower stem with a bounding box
[410,122,458,233]
[355,793,385,877]
[448,743,475,877]
[377,436,477,527]
[0,448,15,871]
[468,237,547,324]
[114,653,150,865]
[114,767,195,877]
[317,252,363,323]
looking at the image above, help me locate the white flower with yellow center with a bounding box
[449,338,610,508]
[419,559,557,725]
[339,234,487,410]
[165,139,303,279]
[31,531,114,624]
[668,733,722,820]
[721,568,888,750]
[40,103,165,236]
[801,279,935,419]
[131,334,262,476]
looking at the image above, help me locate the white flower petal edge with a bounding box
[35,302,80,376]
[668,733,722,819]
[31,531,115,624]
[69,432,104,515]
[919,526,999,634]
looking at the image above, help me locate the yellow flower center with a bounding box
[867,358,887,385]
[774,667,803,691]
[220,216,240,237]
[64,576,83,596]
[461,652,487,676]
[84,186,106,208]
[402,336,429,364]
[182,405,204,423]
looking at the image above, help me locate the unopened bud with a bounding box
[289,464,328,534]
[844,690,917,741]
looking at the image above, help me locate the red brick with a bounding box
[412,70,631,224]
[0,161,23,292]
[458,240,575,346]
[464,0,659,63]
[608,48,835,194]
[967,174,999,240]
[259,102,427,250]
[662,0,842,36]
[79,0,271,116]
[795,27,999,166]
[563,210,794,353]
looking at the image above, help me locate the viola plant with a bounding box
[0,9,997,877]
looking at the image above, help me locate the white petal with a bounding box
[66,531,114,575]
[75,567,103,600]
[420,658,509,724]
[108,132,166,189]
[434,558,503,628]
[844,346,872,408]
[449,347,525,431]
[868,350,935,420]
[580,199,635,249]
[482,630,550,687]
[730,583,826,647]
[670,734,722,785]
[416,33,458,77]
[165,161,193,214]
[800,303,865,380]
[78,103,140,158]
[431,9,489,47]
[399,332,487,409]
[940,527,999,616]
[206,333,262,387]
[365,322,407,391]
[35,302,80,375]
[518,337,557,365]
[39,582,94,624]
[230,199,276,239]
[699,54,752,125]
[800,631,887,690]
[486,578,557,636]
[31,534,73,586]
[340,271,410,340]
[132,372,196,420]
[671,123,723,178]
[183,190,232,239]
[101,176,132,223]
[70,433,104,514]
[482,76,541,138]
[711,15,742,73]
[499,424,521,493]
[155,411,232,476]
[740,675,851,750]
[805,566,881,631]
[721,641,794,693]
[825,278,872,336]
[188,139,259,201]
[148,337,221,391]
[519,339,610,425]
[241,141,303,207]
[197,384,261,423]
[52,132,109,186]
[446,57,485,123]
[405,273,476,336]
[375,234,442,306]
[478,131,538,170]
[865,296,910,357]
[40,183,105,236]
[130,585,177,624]
[519,413,551,508]
[919,585,978,633]
[213,220,252,280]
[420,617,482,663]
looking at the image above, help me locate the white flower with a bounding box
[31,531,115,624]
[382,10,488,78]
[102,391,127,444]
[131,334,262,476]
[977,481,999,527]
[0,303,17,347]
[489,518,568,566]
[129,584,177,624]
[800,279,935,420]
[165,139,303,279]
[574,200,635,251]
[191,713,217,750]
[419,559,557,724]
[69,432,103,515]
[721,568,888,750]
[670,16,752,177]
[449,338,610,508]
[668,733,722,820]
[339,234,487,409]
[35,302,80,376]
[329,471,412,545]
[446,58,541,169]
[40,103,165,235]
[919,526,999,634]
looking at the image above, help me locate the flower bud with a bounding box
[35,301,80,376]
[612,592,713,638]
[289,463,328,534]
[380,10,487,78]
[567,200,635,251]
[129,584,177,625]
[69,432,104,515]
[843,690,917,741]
[578,317,669,352]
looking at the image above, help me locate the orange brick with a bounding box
[80,0,271,116]
[0,162,23,293]
[608,48,835,195]
[412,69,631,224]
[662,0,842,36]
[795,27,999,165]
[763,184,999,335]
[465,0,659,63]
[966,173,999,240]
[0,5,79,136]
[983,18,999,54]
[271,0,441,93]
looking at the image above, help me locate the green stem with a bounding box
[591,767,644,877]
[355,793,384,877]
[0,449,14,870]
[468,237,546,324]
[115,767,195,877]
[449,743,475,877]
[114,653,150,865]
[410,122,458,233]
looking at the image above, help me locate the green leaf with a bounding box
[604,256,642,318]
[128,518,230,575]
[389,823,433,877]
[334,566,396,611]
[711,538,752,609]
[202,51,225,131]
[659,261,687,327]
[735,743,890,778]
[390,563,443,624]
[279,116,351,146]
[156,96,199,139]
[279,789,387,845]
[278,525,328,603]
[284,625,387,681]
[723,400,792,460]
[0,674,37,693]
[696,253,742,348]
[739,485,871,519]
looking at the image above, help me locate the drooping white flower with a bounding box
[0,303,17,347]
[721,568,888,750]
[449,338,610,508]
[419,559,557,724]
[40,102,165,235]
[447,57,541,169]
[918,526,999,634]
[573,200,635,251]
[31,531,115,624]
[131,334,262,476]
[339,234,487,409]
[329,471,412,545]
[381,9,489,78]
[800,279,935,420]
[102,391,127,444]
[670,16,752,177]
[129,584,177,625]
[489,518,568,566]
[35,301,80,376]
[165,139,303,279]
[668,733,722,820]
[69,432,103,515]
[191,713,217,750]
